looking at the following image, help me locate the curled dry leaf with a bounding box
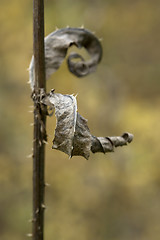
[91,133,133,154]
[29,27,102,90]
[30,27,133,159]
[42,90,133,160]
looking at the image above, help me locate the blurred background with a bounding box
[0,0,160,239]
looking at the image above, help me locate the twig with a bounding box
[32,0,46,240]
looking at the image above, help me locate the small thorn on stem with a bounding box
[36,208,39,214]
[26,154,33,159]
[44,182,50,187]
[26,233,33,238]
[41,203,46,209]
[28,218,36,223]
[43,140,48,144]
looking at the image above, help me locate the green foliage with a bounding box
[0,0,160,239]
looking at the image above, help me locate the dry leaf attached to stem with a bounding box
[30,27,133,159]
[29,27,102,91]
[42,90,133,160]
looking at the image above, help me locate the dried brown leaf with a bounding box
[71,113,92,159]
[91,133,134,154]
[42,91,133,159]
[42,90,77,157]
[29,27,102,90]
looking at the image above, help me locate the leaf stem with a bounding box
[32,0,46,240]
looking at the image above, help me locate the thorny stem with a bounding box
[32,0,46,240]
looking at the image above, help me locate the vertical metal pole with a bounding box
[33,0,46,240]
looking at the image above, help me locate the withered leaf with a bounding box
[29,27,102,90]
[30,27,133,159]
[91,133,133,154]
[42,89,77,157]
[42,90,92,159]
[71,113,92,159]
[42,90,133,160]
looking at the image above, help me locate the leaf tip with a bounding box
[121,132,134,143]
